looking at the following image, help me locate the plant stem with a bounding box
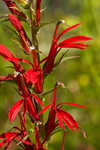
[30,5,40,63]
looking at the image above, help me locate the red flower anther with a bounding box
[0,115,33,150]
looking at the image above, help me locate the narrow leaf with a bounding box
[57,102,88,109]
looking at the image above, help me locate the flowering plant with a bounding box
[0,0,92,149]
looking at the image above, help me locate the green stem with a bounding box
[41,88,54,97]
[30,5,40,63]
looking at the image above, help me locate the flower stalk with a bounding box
[0,0,92,150]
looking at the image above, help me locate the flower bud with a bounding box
[15,0,32,9]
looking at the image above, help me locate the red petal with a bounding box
[59,109,78,131]
[16,136,32,145]
[38,104,51,116]
[0,75,13,81]
[0,44,14,58]
[56,112,64,129]
[0,132,17,139]
[57,23,81,41]
[58,42,89,49]
[25,97,39,120]
[18,58,32,66]
[0,132,17,148]
[43,44,57,74]
[6,58,33,66]
[31,94,44,107]
[43,55,55,74]
[58,111,75,131]
[8,99,23,122]
[3,57,19,64]
[8,14,22,32]
[60,35,92,43]
[57,102,88,109]
[25,69,43,90]
[0,140,6,147]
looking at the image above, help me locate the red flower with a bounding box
[8,74,44,122]
[0,131,20,149]
[0,44,32,72]
[0,43,43,94]
[0,75,13,82]
[43,22,92,74]
[38,86,87,144]
[0,44,43,93]
[0,115,33,150]
[25,49,43,94]
[0,44,44,122]
[0,44,24,72]
[8,14,32,54]
[36,0,42,25]
[3,0,26,19]
[25,68,43,94]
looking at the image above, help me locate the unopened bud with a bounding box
[57,20,65,26]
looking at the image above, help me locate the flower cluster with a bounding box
[0,0,92,150]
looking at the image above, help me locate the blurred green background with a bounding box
[0,0,99,150]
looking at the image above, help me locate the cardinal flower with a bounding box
[0,43,43,94]
[38,85,87,144]
[25,49,43,94]
[8,73,44,122]
[0,44,24,72]
[25,68,43,94]
[0,115,33,150]
[8,14,32,54]
[3,0,26,19]
[43,21,92,74]
[0,44,44,122]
